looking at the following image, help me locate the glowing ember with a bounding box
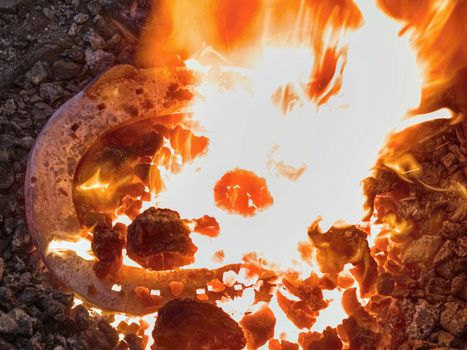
[214,168,274,217]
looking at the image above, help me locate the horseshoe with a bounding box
[25,65,257,315]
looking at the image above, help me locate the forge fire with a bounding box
[21,1,467,350]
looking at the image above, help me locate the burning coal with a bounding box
[25,0,465,349]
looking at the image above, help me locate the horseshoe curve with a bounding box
[25,65,242,315]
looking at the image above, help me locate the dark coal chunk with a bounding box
[0,162,15,189]
[152,299,246,350]
[67,335,89,350]
[9,308,36,336]
[85,48,116,75]
[307,327,343,350]
[135,131,163,157]
[124,333,143,350]
[0,311,18,334]
[91,224,126,263]
[127,208,197,270]
[25,61,48,85]
[95,146,135,171]
[440,301,467,336]
[82,211,112,230]
[52,59,82,80]
[98,320,119,347]
[73,305,90,331]
[38,295,67,322]
[0,258,5,281]
[405,300,439,340]
[0,287,15,310]
[342,315,379,350]
[39,83,64,103]
[377,272,395,296]
[0,337,15,350]
[134,163,150,185]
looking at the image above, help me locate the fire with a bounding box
[143,0,422,270]
[132,0,418,341]
[378,0,467,115]
[76,168,110,193]
[44,0,463,348]
[383,153,421,183]
[47,237,95,261]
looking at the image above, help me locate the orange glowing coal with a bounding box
[45,0,463,349]
[214,168,274,217]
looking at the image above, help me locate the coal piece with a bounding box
[152,299,246,350]
[91,225,126,263]
[126,208,197,270]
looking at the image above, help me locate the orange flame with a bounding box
[378,0,467,114]
[138,0,365,106]
[76,168,110,193]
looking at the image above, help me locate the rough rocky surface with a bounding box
[364,120,467,349]
[0,1,150,349]
[152,298,246,350]
[126,207,197,271]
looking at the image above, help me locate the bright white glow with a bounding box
[47,238,95,261]
[150,0,422,274]
[112,284,122,292]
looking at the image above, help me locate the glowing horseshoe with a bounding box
[25,65,248,315]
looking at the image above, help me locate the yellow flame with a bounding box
[47,237,146,269]
[382,213,413,238]
[47,238,95,261]
[384,153,421,183]
[76,168,109,192]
